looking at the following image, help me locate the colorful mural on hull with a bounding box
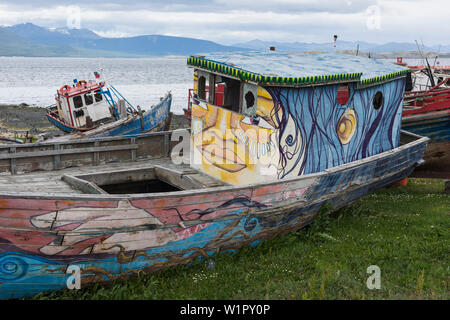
[0,136,426,299]
[0,53,425,299]
[191,87,280,185]
[191,78,406,185]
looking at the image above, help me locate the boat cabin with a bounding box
[187,52,409,186]
[55,80,113,128]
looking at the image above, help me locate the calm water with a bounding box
[1,56,449,114]
[0,56,193,114]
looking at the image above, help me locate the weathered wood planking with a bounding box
[0,131,182,175]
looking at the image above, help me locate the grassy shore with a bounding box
[34,178,449,300]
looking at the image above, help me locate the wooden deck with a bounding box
[0,157,226,195]
[0,130,227,195]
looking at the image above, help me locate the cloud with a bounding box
[0,0,449,45]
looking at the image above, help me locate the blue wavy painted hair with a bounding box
[266,78,406,178]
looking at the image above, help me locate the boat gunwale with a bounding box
[0,130,429,200]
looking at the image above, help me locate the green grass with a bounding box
[34,178,449,300]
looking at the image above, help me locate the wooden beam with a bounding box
[61,175,108,194]
[0,144,138,160]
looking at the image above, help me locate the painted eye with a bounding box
[241,116,274,129]
[337,109,357,144]
[257,117,274,129]
[285,134,295,146]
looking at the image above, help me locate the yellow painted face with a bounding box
[337,109,357,144]
[191,86,280,185]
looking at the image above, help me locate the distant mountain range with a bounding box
[232,39,450,55]
[0,23,244,57]
[0,23,449,58]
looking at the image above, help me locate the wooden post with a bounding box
[164,133,170,157]
[130,137,136,161]
[54,144,61,170]
[93,141,100,166]
[9,147,16,175]
[164,112,173,131]
[118,100,127,119]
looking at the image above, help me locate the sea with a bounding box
[0,56,193,114]
[0,56,449,114]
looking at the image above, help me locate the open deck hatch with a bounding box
[100,179,181,194]
[61,166,201,194]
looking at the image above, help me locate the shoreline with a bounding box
[0,103,189,140]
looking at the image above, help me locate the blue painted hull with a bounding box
[402,115,450,142]
[92,94,172,138]
[0,131,428,299]
[47,94,172,137]
[46,115,77,134]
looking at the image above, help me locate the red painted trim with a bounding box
[66,96,75,126]
[58,83,103,98]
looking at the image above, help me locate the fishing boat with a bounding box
[0,52,428,299]
[46,72,172,139]
[402,74,450,178]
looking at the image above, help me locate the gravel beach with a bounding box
[0,104,190,141]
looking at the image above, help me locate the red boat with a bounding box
[402,76,450,178]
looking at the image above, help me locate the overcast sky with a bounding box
[0,0,449,45]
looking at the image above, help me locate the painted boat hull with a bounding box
[46,94,172,138]
[0,130,428,299]
[402,112,450,143]
[402,96,449,176]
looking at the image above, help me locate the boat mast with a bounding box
[415,40,436,88]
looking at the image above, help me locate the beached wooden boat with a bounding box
[46,74,172,139]
[402,77,450,178]
[0,52,428,299]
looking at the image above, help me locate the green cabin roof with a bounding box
[187,51,408,87]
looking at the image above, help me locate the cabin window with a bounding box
[94,90,103,103]
[198,75,207,100]
[74,109,84,118]
[73,96,83,109]
[373,91,384,110]
[222,78,241,113]
[241,83,258,117]
[84,93,94,106]
[197,71,213,102]
[337,84,350,105]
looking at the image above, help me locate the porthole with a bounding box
[373,91,383,110]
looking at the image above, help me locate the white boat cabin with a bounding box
[55,80,113,128]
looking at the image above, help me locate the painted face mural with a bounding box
[191,74,406,185]
[191,86,280,185]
